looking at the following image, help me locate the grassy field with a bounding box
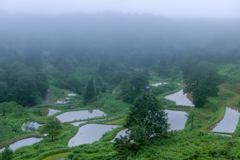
[133,131,237,160]
[222,84,240,95]
[42,152,71,160]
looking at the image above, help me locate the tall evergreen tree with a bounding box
[125,93,169,141]
[85,79,95,100]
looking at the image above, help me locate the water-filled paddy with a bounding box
[57,110,106,122]
[166,110,187,131]
[208,106,240,133]
[68,124,119,147]
[165,89,194,107]
[0,138,43,152]
[22,121,42,132]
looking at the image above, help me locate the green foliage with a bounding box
[92,92,130,115]
[218,64,240,84]
[13,105,25,117]
[0,102,17,116]
[184,61,220,108]
[114,135,137,160]
[66,74,82,94]
[84,79,95,100]
[125,93,169,140]
[67,142,116,160]
[134,131,238,160]
[109,71,129,85]
[151,82,179,96]
[129,73,148,92]
[1,145,13,160]
[185,108,202,131]
[29,108,43,116]
[98,63,106,77]
[142,68,150,77]
[41,116,62,142]
[99,127,125,142]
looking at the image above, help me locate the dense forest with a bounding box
[0,12,240,160]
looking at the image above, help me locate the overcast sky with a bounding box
[0,0,240,18]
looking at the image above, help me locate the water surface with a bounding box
[166,110,188,131]
[208,106,240,133]
[165,89,194,107]
[68,124,119,147]
[0,138,43,152]
[57,110,106,122]
[22,121,42,133]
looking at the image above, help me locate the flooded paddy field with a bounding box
[22,121,42,132]
[208,106,240,133]
[0,137,43,152]
[57,110,106,122]
[68,124,119,147]
[166,110,188,131]
[165,89,194,107]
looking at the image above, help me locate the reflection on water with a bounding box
[56,109,106,122]
[48,108,60,116]
[88,110,93,114]
[68,124,119,147]
[22,121,42,133]
[166,110,187,131]
[208,106,240,133]
[165,89,194,107]
[0,138,43,152]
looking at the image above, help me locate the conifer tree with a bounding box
[85,79,95,99]
[125,93,169,141]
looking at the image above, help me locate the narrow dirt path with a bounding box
[42,89,54,105]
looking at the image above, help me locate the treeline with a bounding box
[0,43,48,106]
[0,12,240,106]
